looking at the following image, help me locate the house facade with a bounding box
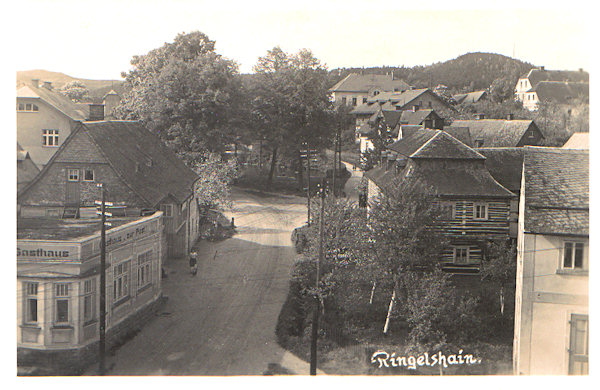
[329,73,410,107]
[515,67,589,110]
[18,120,201,257]
[522,81,589,111]
[513,147,589,375]
[17,212,165,373]
[364,129,515,274]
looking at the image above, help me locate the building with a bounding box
[450,117,544,148]
[399,108,444,129]
[17,143,40,192]
[453,90,488,104]
[363,129,515,274]
[562,132,589,149]
[17,212,165,374]
[513,147,589,375]
[522,81,589,111]
[515,67,589,108]
[18,120,201,257]
[329,72,410,106]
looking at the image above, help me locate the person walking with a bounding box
[189,252,198,276]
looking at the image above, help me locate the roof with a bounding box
[450,119,536,147]
[17,143,28,161]
[442,126,473,147]
[17,84,87,120]
[532,81,589,104]
[525,68,589,88]
[20,121,199,206]
[329,73,410,93]
[453,90,487,104]
[82,121,199,205]
[381,110,403,128]
[389,129,484,160]
[349,102,380,115]
[400,109,435,125]
[523,147,588,236]
[562,132,589,149]
[476,147,525,193]
[17,217,138,240]
[390,88,429,108]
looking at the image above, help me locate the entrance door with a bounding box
[65,168,81,206]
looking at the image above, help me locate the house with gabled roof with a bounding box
[17,143,40,192]
[17,80,114,168]
[522,81,589,111]
[562,132,589,149]
[515,67,589,108]
[18,120,201,257]
[513,147,589,375]
[329,73,410,107]
[363,129,515,274]
[453,90,488,104]
[450,117,544,147]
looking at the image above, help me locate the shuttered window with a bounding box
[568,314,589,375]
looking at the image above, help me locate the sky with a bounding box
[7,0,593,80]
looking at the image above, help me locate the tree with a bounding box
[481,239,516,316]
[249,47,334,187]
[59,80,90,102]
[116,31,243,165]
[193,152,240,210]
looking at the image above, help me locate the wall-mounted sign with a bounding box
[17,243,79,262]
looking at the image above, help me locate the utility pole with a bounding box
[310,178,326,375]
[95,184,112,376]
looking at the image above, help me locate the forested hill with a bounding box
[330,52,534,93]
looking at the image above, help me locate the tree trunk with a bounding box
[267,147,278,187]
[383,275,398,334]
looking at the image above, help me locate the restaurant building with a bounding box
[17,211,165,373]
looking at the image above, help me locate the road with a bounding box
[341,161,363,203]
[102,188,320,375]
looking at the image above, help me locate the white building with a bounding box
[513,147,589,375]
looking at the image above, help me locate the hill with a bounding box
[16,69,128,101]
[330,52,534,93]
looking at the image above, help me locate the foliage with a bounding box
[115,31,244,162]
[193,152,239,210]
[248,46,334,186]
[59,80,90,102]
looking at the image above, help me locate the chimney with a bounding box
[507,113,514,120]
[43,81,52,90]
[391,71,394,80]
[579,68,584,72]
[31,79,39,88]
[476,113,486,120]
[540,66,545,71]
[87,103,105,121]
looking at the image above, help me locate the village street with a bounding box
[99,188,317,375]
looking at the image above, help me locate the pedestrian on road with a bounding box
[189,252,198,276]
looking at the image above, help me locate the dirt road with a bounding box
[104,188,318,375]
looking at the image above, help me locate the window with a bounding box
[17,103,39,112]
[428,101,432,108]
[42,129,59,146]
[341,97,347,105]
[373,90,380,96]
[54,283,70,324]
[453,246,470,264]
[474,203,488,220]
[83,169,94,182]
[352,97,357,106]
[137,250,153,290]
[569,314,589,375]
[83,279,95,322]
[24,282,38,323]
[113,261,130,303]
[67,169,79,181]
[563,242,584,269]
[363,97,367,104]
[160,204,173,217]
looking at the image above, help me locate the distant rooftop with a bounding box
[17,217,138,240]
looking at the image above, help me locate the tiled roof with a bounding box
[442,126,473,147]
[329,73,410,93]
[450,119,536,147]
[400,109,435,125]
[562,132,589,149]
[390,88,429,108]
[477,147,524,193]
[381,110,403,128]
[350,102,380,115]
[17,143,28,161]
[389,129,483,160]
[532,81,589,104]
[523,147,588,236]
[83,121,199,205]
[17,84,87,120]
[526,68,589,88]
[453,90,487,104]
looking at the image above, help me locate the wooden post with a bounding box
[310,178,325,375]
[98,184,107,375]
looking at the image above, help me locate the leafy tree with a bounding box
[192,152,240,210]
[249,46,334,187]
[481,240,516,316]
[59,80,90,102]
[116,31,243,164]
